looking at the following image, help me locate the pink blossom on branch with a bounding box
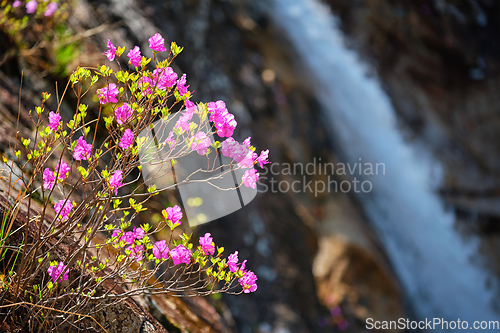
[73,136,92,161]
[126,244,144,262]
[48,111,61,132]
[108,170,124,195]
[119,129,134,149]
[47,262,69,282]
[153,240,169,260]
[115,103,133,125]
[12,1,21,8]
[138,76,153,96]
[256,149,270,168]
[239,270,258,293]
[176,74,189,95]
[103,39,117,61]
[26,0,37,13]
[43,168,56,190]
[54,200,74,222]
[165,205,182,227]
[199,233,215,256]
[153,67,178,90]
[190,132,211,156]
[97,83,119,104]
[148,33,167,52]
[166,131,176,148]
[170,244,191,265]
[44,2,57,17]
[55,161,70,181]
[127,46,142,67]
[227,251,239,273]
[242,169,259,189]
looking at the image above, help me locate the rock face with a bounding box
[0,0,409,332]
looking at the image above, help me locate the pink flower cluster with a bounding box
[43,161,70,190]
[148,33,167,52]
[103,39,117,61]
[97,83,119,104]
[112,226,144,246]
[220,137,269,189]
[164,205,182,228]
[108,170,124,195]
[208,101,237,138]
[54,199,74,222]
[199,233,215,256]
[48,111,61,132]
[153,67,178,90]
[119,129,134,149]
[115,103,133,125]
[170,244,191,265]
[127,46,142,67]
[73,136,92,161]
[227,251,257,293]
[47,261,69,282]
[191,132,211,156]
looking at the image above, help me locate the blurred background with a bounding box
[1,0,499,332]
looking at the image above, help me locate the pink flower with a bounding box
[208,100,237,137]
[240,259,247,273]
[227,251,239,273]
[166,131,176,148]
[115,103,133,125]
[127,46,142,67]
[221,138,256,168]
[131,226,144,240]
[176,74,189,95]
[54,199,73,222]
[26,0,37,13]
[47,262,69,282]
[153,240,169,260]
[112,229,134,246]
[256,150,270,168]
[242,169,259,189]
[48,111,61,132]
[208,100,227,122]
[73,136,92,161]
[103,39,117,61]
[199,233,215,256]
[119,129,134,149]
[174,111,193,132]
[108,170,124,195]
[239,270,258,293]
[55,161,70,181]
[215,112,237,138]
[170,244,191,265]
[13,1,21,8]
[44,2,57,17]
[126,244,144,261]
[43,168,56,190]
[148,33,166,52]
[190,132,211,156]
[153,67,178,90]
[165,205,182,226]
[97,83,119,104]
[138,76,153,95]
[185,100,197,115]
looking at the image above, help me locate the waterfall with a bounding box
[266,0,498,328]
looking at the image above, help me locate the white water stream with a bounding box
[266,0,498,328]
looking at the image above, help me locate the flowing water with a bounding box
[265,0,498,328]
